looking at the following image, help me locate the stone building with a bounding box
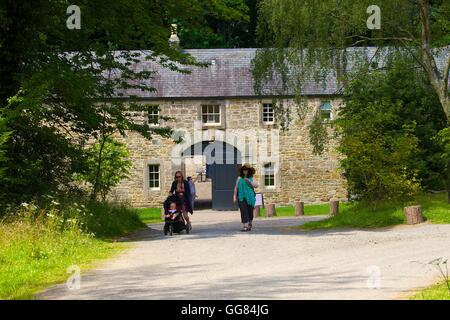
[110,48,349,210]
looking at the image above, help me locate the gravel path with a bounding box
[38,210,450,300]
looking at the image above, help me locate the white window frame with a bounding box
[201,104,221,125]
[319,101,333,122]
[262,103,275,124]
[148,164,161,190]
[263,162,276,189]
[147,105,160,126]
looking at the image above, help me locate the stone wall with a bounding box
[109,97,347,208]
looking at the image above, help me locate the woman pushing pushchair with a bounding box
[168,170,193,232]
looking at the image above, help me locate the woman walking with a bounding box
[233,163,258,232]
[169,171,193,231]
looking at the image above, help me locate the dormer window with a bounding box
[320,101,332,121]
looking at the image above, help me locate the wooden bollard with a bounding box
[295,201,304,216]
[253,206,260,218]
[404,205,424,225]
[266,204,276,217]
[161,208,166,220]
[330,200,339,215]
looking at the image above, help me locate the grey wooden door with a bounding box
[210,163,240,210]
[210,141,241,210]
[183,140,241,210]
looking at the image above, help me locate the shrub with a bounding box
[337,57,447,201]
[74,137,132,201]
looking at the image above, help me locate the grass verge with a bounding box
[410,281,450,300]
[259,202,352,217]
[136,207,163,224]
[135,202,344,223]
[0,200,145,299]
[298,193,449,231]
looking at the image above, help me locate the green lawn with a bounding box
[410,281,450,300]
[258,202,352,217]
[135,202,347,223]
[136,207,163,224]
[299,193,450,230]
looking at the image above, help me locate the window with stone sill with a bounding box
[148,164,160,190]
[262,103,275,124]
[320,101,333,122]
[201,105,221,125]
[147,105,160,126]
[263,162,276,188]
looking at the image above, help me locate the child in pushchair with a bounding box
[163,195,189,236]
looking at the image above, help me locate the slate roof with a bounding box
[117,47,449,99]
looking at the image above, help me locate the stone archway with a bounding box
[181,140,242,210]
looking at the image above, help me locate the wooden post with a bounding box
[266,204,276,217]
[161,208,166,220]
[295,201,304,216]
[404,205,424,225]
[253,206,260,218]
[330,200,339,215]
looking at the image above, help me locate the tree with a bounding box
[0,0,252,204]
[337,57,447,200]
[177,0,258,48]
[253,0,450,201]
[253,0,449,117]
[75,137,132,201]
[0,116,11,186]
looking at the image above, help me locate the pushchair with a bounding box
[163,194,189,236]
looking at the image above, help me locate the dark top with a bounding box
[170,180,193,214]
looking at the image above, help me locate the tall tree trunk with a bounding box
[91,135,107,201]
[419,0,450,119]
[447,158,450,204]
[419,0,450,202]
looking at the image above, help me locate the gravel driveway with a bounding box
[38,210,450,300]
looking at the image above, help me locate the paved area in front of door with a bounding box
[38,210,450,299]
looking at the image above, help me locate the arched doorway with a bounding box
[182,140,242,210]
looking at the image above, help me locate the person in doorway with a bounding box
[187,176,197,211]
[233,163,258,232]
[169,171,193,231]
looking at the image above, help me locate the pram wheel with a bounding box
[169,223,173,236]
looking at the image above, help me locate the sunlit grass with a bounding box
[410,281,450,300]
[0,201,144,299]
[136,207,163,224]
[299,193,449,230]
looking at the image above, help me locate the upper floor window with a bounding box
[263,162,275,188]
[202,105,221,124]
[147,106,160,126]
[320,101,332,121]
[262,103,274,124]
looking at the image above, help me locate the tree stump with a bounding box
[330,200,339,215]
[266,204,276,217]
[161,208,166,220]
[404,205,424,225]
[295,201,304,216]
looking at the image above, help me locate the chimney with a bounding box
[169,24,180,47]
